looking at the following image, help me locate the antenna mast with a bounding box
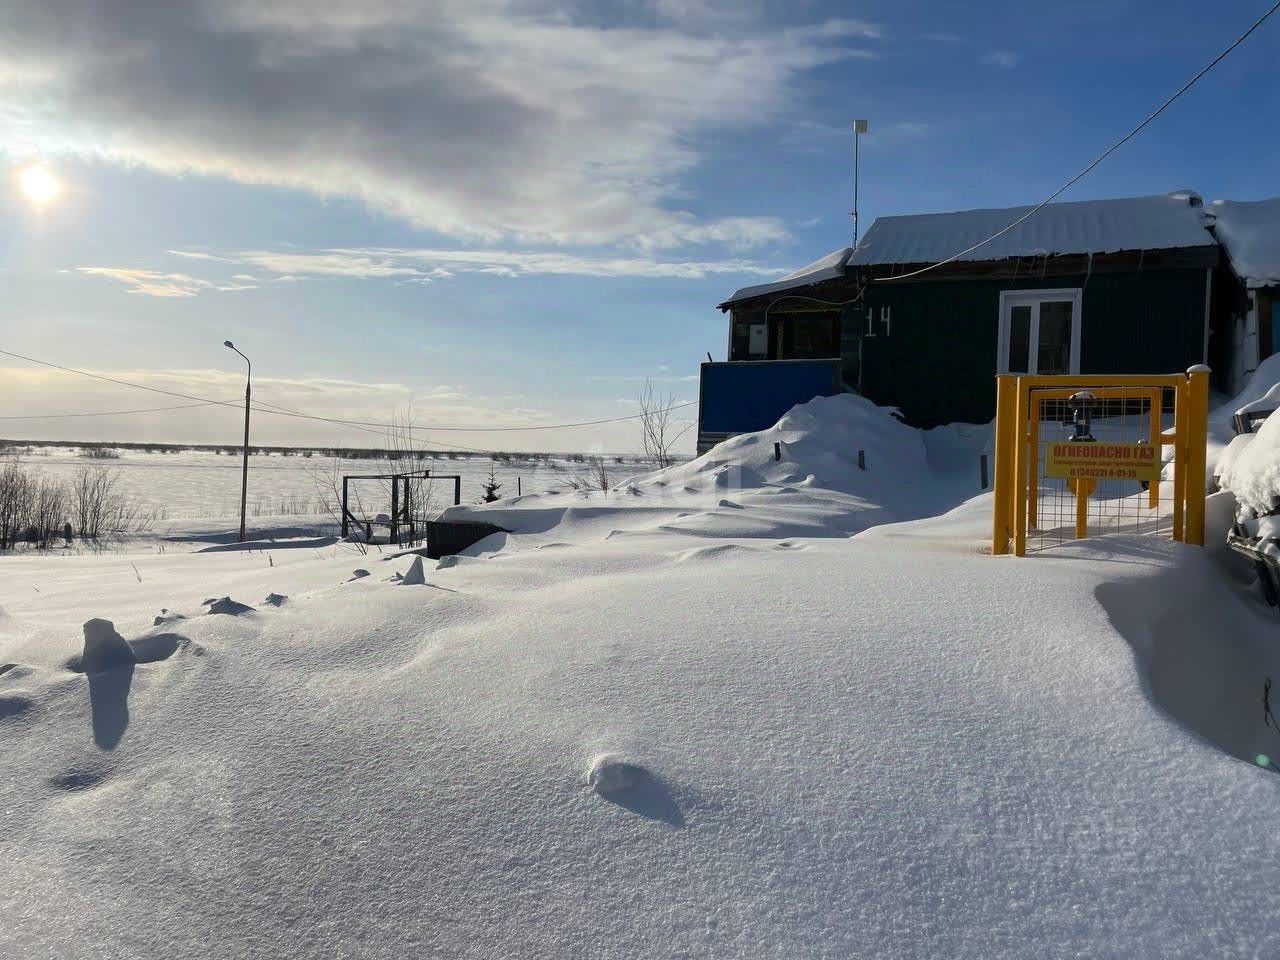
[852,119,868,248]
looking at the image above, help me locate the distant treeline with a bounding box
[0,439,652,463]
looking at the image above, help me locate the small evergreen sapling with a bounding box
[480,462,503,503]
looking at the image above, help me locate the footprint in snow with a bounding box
[347,569,371,582]
[65,623,196,674]
[0,693,35,721]
[675,544,751,563]
[48,764,111,793]
[587,755,684,828]
[262,593,288,607]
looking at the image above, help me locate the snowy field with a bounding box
[8,446,648,521]
[3,390,1280,958]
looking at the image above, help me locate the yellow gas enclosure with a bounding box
[992,367,1209,556]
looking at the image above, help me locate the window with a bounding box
[776,313,840,360]
[997,289,1082,375]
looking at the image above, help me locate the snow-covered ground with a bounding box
[9,446,648,520]
[3,393,1280,958]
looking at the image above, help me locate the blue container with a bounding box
[697,360,843,453]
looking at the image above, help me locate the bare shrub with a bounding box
[28,476,67,548]
[71,466,113,539]
[0,458,34,550]
[71,466,160,541]
[308,408,447,546]
[384,406,440,530]
[309,456,348,531]
[554,456,614,495]
[589,457,613,494]
[638,379,691,468]
[252,496,318,517]
[0,460,79,549]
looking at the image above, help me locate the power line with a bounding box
[0,348,247,409]
[876,0,1280,282]
[0,347,696,441]
[0,401,217,421]
[251,395,697,433]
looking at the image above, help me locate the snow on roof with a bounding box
[721,193,1218,308]
[721,247,851,306]
[1208,198,1280,288]
[848,192,1216,267]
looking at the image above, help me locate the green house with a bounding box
[708,192,1235,441]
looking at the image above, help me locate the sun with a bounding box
[18,164,61,206]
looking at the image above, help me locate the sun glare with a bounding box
[19,164,61,206]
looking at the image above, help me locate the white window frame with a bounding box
[996,288,1083,375]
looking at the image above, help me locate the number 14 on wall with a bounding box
[863,306,891,338]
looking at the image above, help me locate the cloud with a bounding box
[74,268,214,298]
[75,267,256,297]
[0,1,880,248]
[980,50,1020,69]
[170,247,787,281]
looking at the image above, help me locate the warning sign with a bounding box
[1045,441,1160,482]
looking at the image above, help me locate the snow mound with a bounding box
[1212,354,1280,510]
[1219,412,1280,516]
[674,543,755,563]
[401,557,427,585]
[446,392,982,548]
[587,755,683,827]
[1219,354,1280,425]
[630,392,930,500]
[80,618,136,674]
[0,693,35,720]
[205,597,255,617]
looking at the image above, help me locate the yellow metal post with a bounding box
[1171,379,1187,542]
[1027,394,1040,530]
[1147,387,1161,510]
[991,376,1016,555]
[1013,379,1029,557]
[1074,478,1094,539]
[1184,366,1210,546]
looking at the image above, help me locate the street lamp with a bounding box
[224,340,251,542]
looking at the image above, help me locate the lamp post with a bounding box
[852,119,869,248]
[224,340,251,542]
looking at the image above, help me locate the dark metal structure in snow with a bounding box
[340,470,462,546]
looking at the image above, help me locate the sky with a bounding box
[1,0,1277,454]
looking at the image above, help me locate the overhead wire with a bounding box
[0,401,218,421]
[874,0,1280,283]
[0,347,695,448]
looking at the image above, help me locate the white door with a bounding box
[997,289,1082,375]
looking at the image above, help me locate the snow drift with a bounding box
[445,392,984,547]
[4,383,1280,958]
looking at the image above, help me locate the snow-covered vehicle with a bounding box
[1219,383,1280,605]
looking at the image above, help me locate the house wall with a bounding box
[855,268,1210,427]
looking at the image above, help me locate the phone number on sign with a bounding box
[1062,467,1143,480]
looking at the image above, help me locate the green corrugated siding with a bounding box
[853,269,1208,427]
